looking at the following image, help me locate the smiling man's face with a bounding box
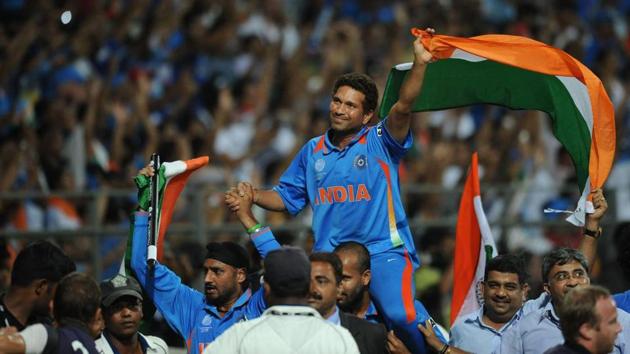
[482,271,527,323]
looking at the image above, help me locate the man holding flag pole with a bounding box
[128,157,268,354]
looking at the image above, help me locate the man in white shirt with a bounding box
[204,246,359,354]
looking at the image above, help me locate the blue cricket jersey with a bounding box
[130,213,266,354]
[274,118,419,265]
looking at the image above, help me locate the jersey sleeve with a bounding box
[21,324,56,354]
[273,143,310,215]
[245,287,267,320]
[376,118,413,163]
[249,227,281,258]
[130,212,205,338]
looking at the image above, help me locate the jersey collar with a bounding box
[323,125,370,155]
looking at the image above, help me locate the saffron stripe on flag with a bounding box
[451,153,497,325]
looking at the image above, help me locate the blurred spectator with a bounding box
[0,241,75,330]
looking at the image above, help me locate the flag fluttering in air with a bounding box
[122,156,210,275]
[380,29,616,226]
[451,152,497,325]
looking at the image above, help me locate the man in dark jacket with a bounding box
[309,252,387,354]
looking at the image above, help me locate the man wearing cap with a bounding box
[130,209,266,354]
[95,274,168,354]
[204,247,359,354]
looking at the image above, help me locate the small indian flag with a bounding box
[380,29,616,226]
[123,156,209,273]
[451,152,497,325]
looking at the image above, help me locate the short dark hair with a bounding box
[309,252,343,284]
[54,273,101,325]
[542,248,589,283]
[11,241,76,287]
[334,242,371,273]
[485,254,529,284]
[332,73,378,113]
[558,285,611,346]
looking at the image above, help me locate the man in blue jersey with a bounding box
[132,165,267,354]
[226,30,436,353]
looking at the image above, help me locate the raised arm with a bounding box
[225,182,281,258]
[386,29,434,142]
[578,188,608,267]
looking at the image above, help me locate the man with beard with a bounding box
[309,252,387,354]
[96,274,167,354]
[500,248,630,353]
[334,242,380,323]
[0,241,75,330]
[545,285,622,354]
[130,204,266,354]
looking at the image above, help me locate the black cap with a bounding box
[100,274,143,307]
[264,247,311,294]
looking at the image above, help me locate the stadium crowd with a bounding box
[1,0,630,352]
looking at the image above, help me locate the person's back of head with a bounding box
[557,285,620,353]
[485,254,529,284]
[54,272,101,328]
[11,241,76,288]
[263,247,311,304]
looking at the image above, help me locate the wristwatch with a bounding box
[584,227,602,239]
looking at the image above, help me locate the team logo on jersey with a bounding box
[314,184,371,205]
[353,155,367,169]
[202,314,212,326]
[315,158,326,172]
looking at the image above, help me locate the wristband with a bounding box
[584,227,602,239]
[439,344,450,354]
[247,223,263,234]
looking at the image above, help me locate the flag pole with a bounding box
[147,153,160,269]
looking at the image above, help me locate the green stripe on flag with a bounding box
[379,59,592,191]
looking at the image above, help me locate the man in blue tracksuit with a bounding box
[226,31,437,353]
[130,209,266,354]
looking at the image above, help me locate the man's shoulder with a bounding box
[139,332,169,353]
[450,311,481,334]
[519,304,547,325]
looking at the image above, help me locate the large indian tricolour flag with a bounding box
[451,152,497,325]
[380,28,616,226]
